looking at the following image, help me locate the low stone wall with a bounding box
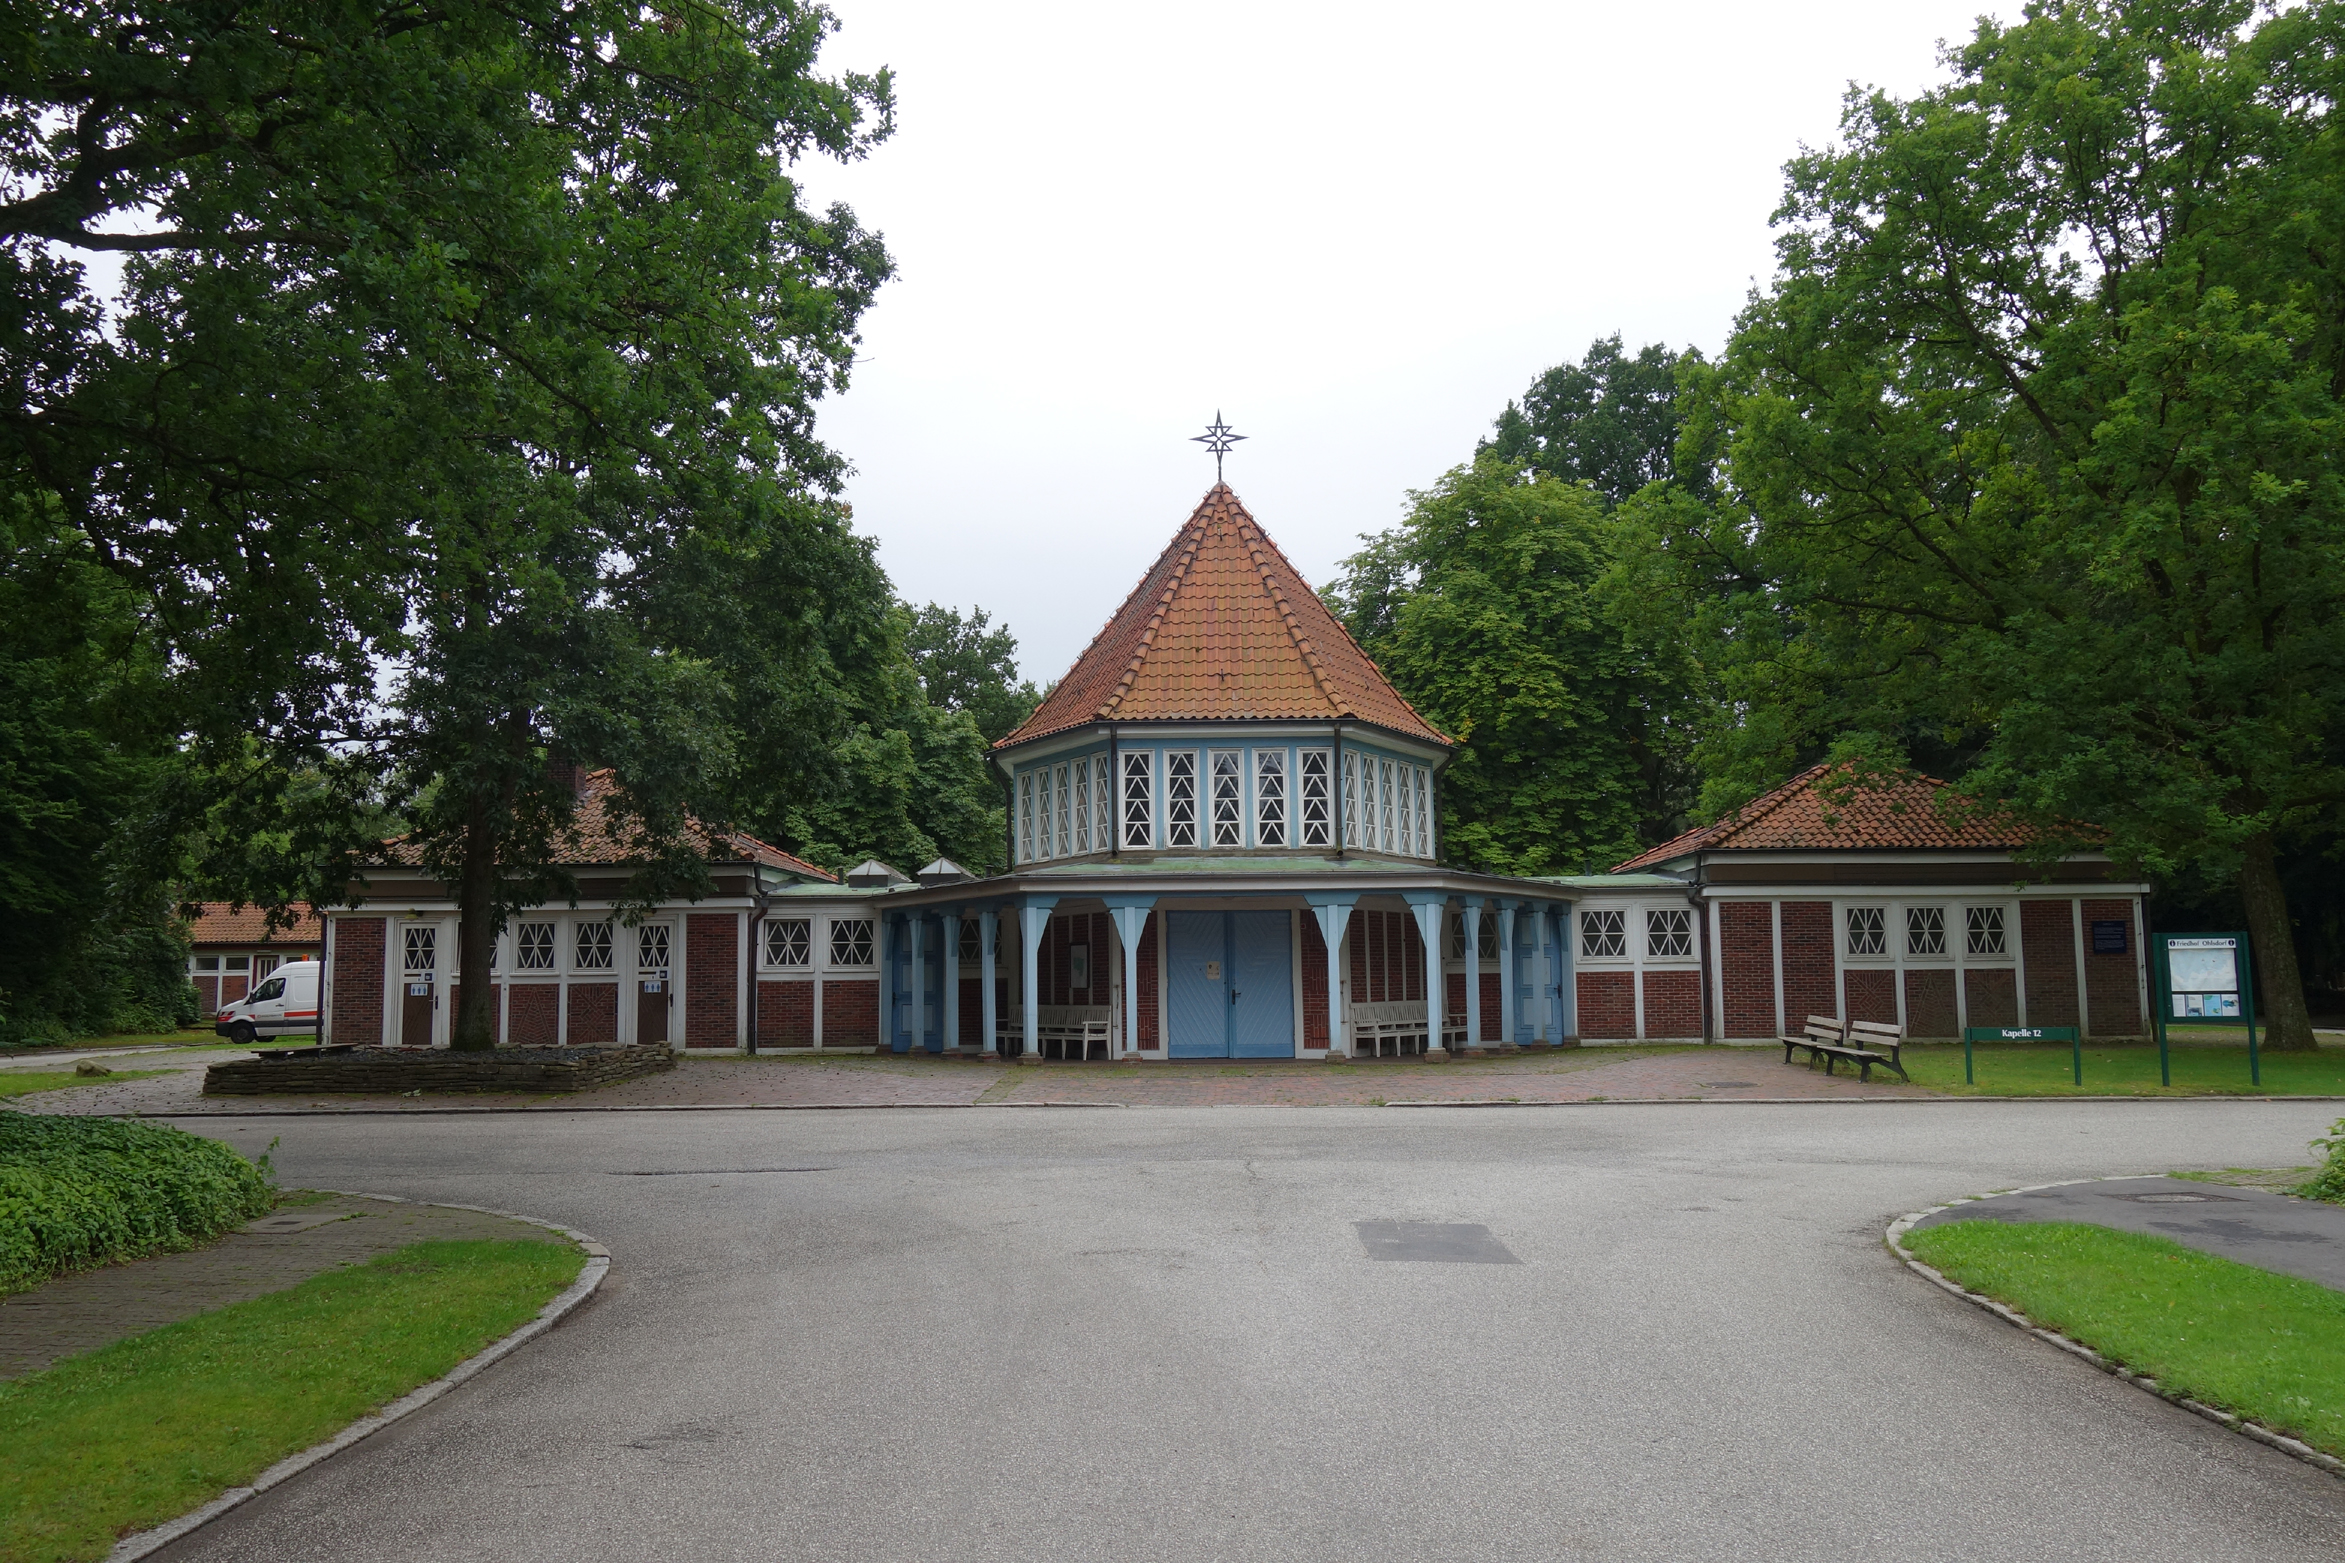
[203,1043,676,1096]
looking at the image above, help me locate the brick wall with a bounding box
[329,918,386,1046]
[507,984,559,1046]
[1041,912,1111,1006]
[759,979,815,1047]
[1577,970,1635,1038]
[223,974,249,1004]
[1719,902,1777,1038]
[686,912,737,1047]
[1903,968,1957,1037]
[195,976,219,1018]
[1479,972,1502,1040]
[1780,902,1837,1022]
[957,977,984,1046]
[824,978,878,1046]
[1844,969,1896,1024]
[2082,898,2143,1036]
[2022,900,2079,1027]
[1644,970,1703,1038]
[1964,968,2018,1028]
[1137,915,1159,1047]
[1301,915,1329,1048]
[569,983,618,1045]
[1445,971,1466,1026]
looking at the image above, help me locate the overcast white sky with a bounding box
[802,1,2009,684]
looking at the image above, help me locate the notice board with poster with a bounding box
[2150,931,2260,1084]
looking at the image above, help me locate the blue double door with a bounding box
[1166,910,1294,1058]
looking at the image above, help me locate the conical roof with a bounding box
[998,485,1449,749]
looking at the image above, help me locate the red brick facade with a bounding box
[1719,902,1776,1039]
[1844,968,1896,1024]
[1347,910,1424,1003]
[1964,968,2018,1028]
[758,979,815,1047]
[824,977,879,1046]
[1780,902,1837,1024]
[568,982,618,1045]
[506,984,559,1045]
[1642,970,1702,1037]
[2082,898,2144,1035]
[1903,967,1957,1037]
[1301,915,1329,1048]
[1041,912,1112,1006]
[1576,970,1634,1038]
[685,912,738,1047]
[328,918,387,1046]
[2021,901,2079,1027]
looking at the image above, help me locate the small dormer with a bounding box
[844,859,912,890]
[990,485,1451,866]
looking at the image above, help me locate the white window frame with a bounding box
[1018,771,1035,864]
[1413,766,1432,857]
[1055,762,1073,857]
[1964,904,2010,960]
[764,917,812,969]
[403,925,437,974]
[1298,748,1331,847]
[827,917,876,970]
[1905,905,1948,960]
[1379,758,1396,853]
[1341,752,1360,847]
[1580,908,1628,960]
[1122,749,1156,849]
[1036,765,1055,862]
[1073,757,1092,855]
[1397,765,1415,857]
[1094,756,1112,851]
[1255,748,1288,847]
[1845,905,1888,960]
[1209,750,1243,847]
[1645,907,1695,960]
[516,921,556,971]
[574,921,614,971]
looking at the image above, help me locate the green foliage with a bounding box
[905,604,1042,746]
[2296,1118,2345,1204]
[1906,1219,2345,1458]
[1481,335,1702,506]
[0,1237,581,1563]
[0,1114,273,1295]
[1324,458,1700,873]
[1644,0,2345,1045]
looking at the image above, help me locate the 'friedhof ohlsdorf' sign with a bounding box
[2152,932,2259,1086]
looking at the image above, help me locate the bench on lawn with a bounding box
[1782,1015,1908,1082]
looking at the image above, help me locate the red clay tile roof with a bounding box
[186,903,323,947]
[998,484,1450,749]
[384,771,836,880]
[1613,764,2068,871]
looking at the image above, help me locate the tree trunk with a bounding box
[2238,831,2316,1052]
[450,782,502,1051]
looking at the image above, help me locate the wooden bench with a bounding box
[1781,1014,1846,1069]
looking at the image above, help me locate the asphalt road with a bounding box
[157,1101,2345,1562]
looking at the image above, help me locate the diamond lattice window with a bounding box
[1846,907,1887,957]
[1256,749,1287,847]
[404,925,436,972]
[1299,750,1331,846]
[1581,909,1627,959]
[1211,751,1242,846]
[1966,906,2007,958]
[1906,906,1947,958]
[575,923,613,970]
[829,918,874,968]
[1123,750,1155,848]
[1646,908,1694,958]
[1073,758,1091,854]
[517,923,555,970]
[765,919,811,968]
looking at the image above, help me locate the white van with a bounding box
[214,959,321,1045]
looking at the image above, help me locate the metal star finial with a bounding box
[1192,412,1246,482]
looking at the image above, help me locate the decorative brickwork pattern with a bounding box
[1577,971,1635,1038]
[1041,911,1112,1006]
[685,913,738,1047]
[1301,915,1329,1047]
[1137,914,1160,1046]
[1642,970,1703,1038]
[1903,968,1957,1037]
[1780,902,1837,1022]
[1719,902,1777,1038]
[1844,969,1897,1024]
[2082,898,2143,1035]
[2022,900,2079,1027]
[568,982,618,1045]
[956,977,984,1046]
[824,978,878,1046]
[506,984,559,1046]
[328,918,386,1046]
[1479,972,1502,1041]
[1963,968,2018,1027]
[756,979,814,1047]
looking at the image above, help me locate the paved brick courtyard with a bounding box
[13,1044,1931,1114]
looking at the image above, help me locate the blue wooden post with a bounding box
[1404,892,1449,1056]
[1104,897,1154,1057]
[1463,897,1483,1050]
[1017,896,1058,1060]
[979,908,999,1056]
[1306,894,1358,1057]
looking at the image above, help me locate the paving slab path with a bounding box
[1910,1175,2345,1291]
[0,1195,563,1380]
[13,1045,1929,1115]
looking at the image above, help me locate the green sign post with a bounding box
[2151,932,2258,1088]
[1961,1026,2082,1085]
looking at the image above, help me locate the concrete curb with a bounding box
[104,1194,610,1563]
[1884,1177,2345,1485]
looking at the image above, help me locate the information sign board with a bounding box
[2151,931,2258,1086]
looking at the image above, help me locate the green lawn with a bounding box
[1900,1038,2345,1096]
[0,1238,584,1563]
[1904,1220,2345,1458]
[0,1070,171,1102]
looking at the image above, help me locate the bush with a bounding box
[2297,1117,2345,1205]
[0,1113,273,1294]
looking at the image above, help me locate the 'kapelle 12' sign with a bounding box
[2166,936,2241,1019]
